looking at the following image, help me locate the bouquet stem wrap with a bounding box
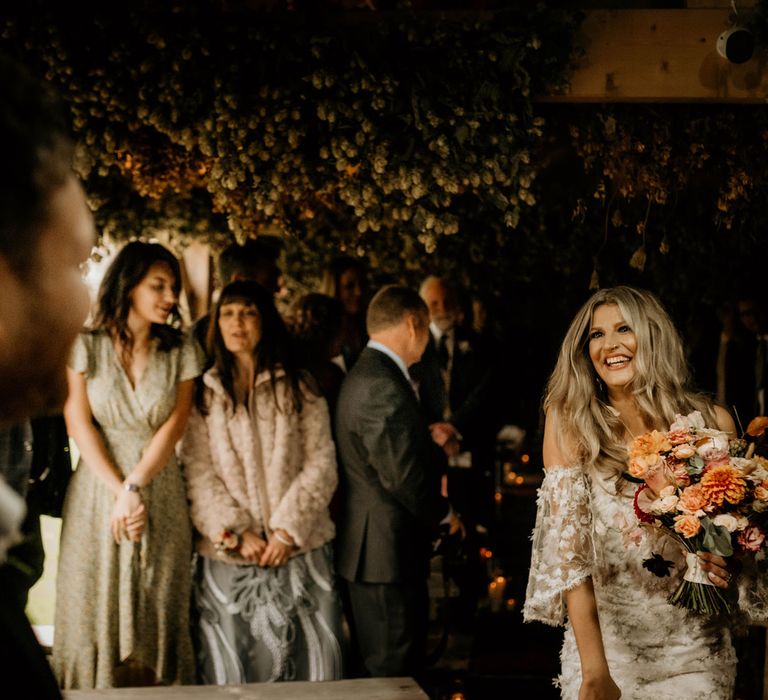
[682,552,713,586]
[668,547,733,615]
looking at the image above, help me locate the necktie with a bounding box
[437,333,449,371]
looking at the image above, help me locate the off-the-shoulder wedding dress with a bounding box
[524,465,767,700]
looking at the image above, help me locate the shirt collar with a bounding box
[430,322,454,344]
[367,340,410,381]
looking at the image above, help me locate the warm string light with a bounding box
[488,575,507,612]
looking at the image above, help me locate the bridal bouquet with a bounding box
[626,411,768,615]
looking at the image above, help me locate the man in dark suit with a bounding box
[413,276,497,526]
[335,285,461,678]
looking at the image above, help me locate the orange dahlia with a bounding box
[700,464,747,506]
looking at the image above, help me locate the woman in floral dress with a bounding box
[53,241,202,688]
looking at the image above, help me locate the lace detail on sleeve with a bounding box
[523,465,594,627]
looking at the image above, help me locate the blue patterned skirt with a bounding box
[194,544,344,684]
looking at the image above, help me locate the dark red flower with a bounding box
[633,484,656,524]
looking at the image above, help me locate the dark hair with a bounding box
[204,280,305,413]
[217,238,281,285]
[290,293,344,363]
[91,241,183,360]
[366,285,428,335]
[320,255,367,301]
[0,54,73,279]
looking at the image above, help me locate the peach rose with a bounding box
[755,481,768,502]
[677,484,709,514]
[672,444,695,460]
[648,485,679,515]
[674,513,702,538]
[747,416,768,438]
[630,430,672,459]
[644,460,677,497]
[629,454,662,479]
[668,428,693,446]
[672,466,691,488]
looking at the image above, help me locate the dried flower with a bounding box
[642,553,675,577]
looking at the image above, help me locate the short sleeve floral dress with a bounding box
[53,330,203,689]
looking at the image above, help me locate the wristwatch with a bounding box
[123,482,141,493]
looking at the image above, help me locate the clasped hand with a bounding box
[110,489,146,544]
[695,551,735,590]
[430,422,461,458]
[237,529,295,567]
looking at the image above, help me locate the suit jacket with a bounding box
[334,347,448,584]
[413,328,496,449]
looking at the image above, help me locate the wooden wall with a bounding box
[542,9,768,103]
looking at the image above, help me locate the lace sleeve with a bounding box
[523,465,594,627]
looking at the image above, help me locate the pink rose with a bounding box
[737,525,765,553]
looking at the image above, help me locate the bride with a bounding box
[524,286,767,699]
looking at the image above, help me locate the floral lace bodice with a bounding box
[522,464,768,699]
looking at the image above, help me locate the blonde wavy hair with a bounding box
[544,286,717,476]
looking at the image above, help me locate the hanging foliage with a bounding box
[5,4,768,322]
[0,4,580,264]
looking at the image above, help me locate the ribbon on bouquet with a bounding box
[683,552,715,586]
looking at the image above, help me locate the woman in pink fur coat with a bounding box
[181,280,343,684]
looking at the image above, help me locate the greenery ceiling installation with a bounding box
[0,5,579,274]
[4,4,768,317]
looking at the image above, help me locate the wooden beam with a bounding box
[541,9,768,103]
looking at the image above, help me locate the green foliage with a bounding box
[0,4,580,279]
[701,517,733,558]
[5,6,768,320]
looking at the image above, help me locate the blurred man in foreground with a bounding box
[0,54,95,695]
